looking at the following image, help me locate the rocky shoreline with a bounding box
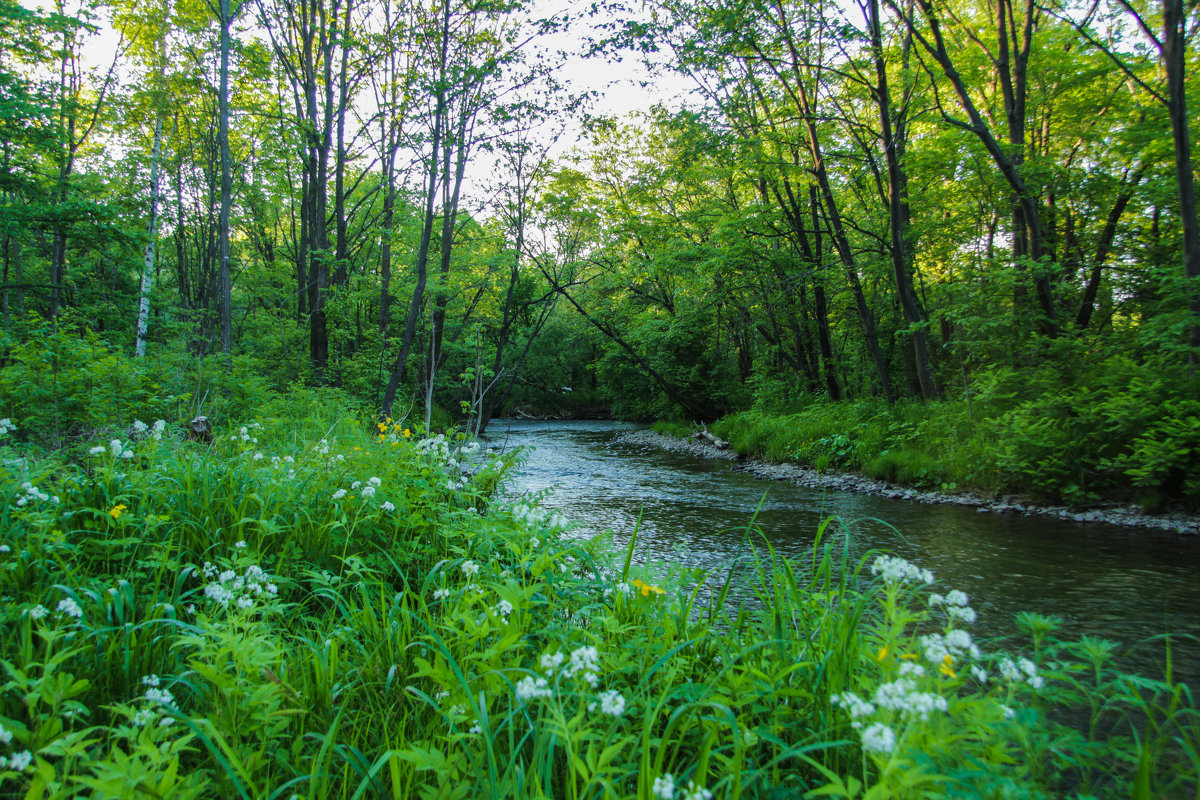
[614,430,1200,535]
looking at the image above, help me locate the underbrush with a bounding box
[0,401,1196,797]
[711,356,1200,509]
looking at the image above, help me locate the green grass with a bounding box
[0,394,1196,798]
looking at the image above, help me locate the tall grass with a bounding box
[0,399,1196,798]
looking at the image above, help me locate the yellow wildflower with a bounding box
[877,645,889,661]
[631,578,665,597]
[940,654,956,678]
[109,504,127,520]
[403,428,412,438]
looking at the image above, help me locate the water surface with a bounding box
[485,419,1200,684]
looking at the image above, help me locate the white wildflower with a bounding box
[57,598,82,619]
[593,689,625,717]
[870,555,934,585]
[860,722,897,754]
[332,489,347,500]
[540,651,565,674]
[381,501,395,512]
[461,560,480,577]
[515,676,553,701]
[653,774,675,800]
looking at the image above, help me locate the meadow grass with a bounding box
[0,402,1196,798]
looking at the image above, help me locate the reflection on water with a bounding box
[485,419,1200,685]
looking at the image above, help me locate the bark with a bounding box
[869,0,938,399]
[136,109,165,357]
[381,0,450,417]
[218,0,233,355]
[890,0,1059,336]
[1163,0,1200,365]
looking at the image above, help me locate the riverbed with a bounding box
[484,418,1200,686]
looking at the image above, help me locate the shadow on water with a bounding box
[484,418,1200,687]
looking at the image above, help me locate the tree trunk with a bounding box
[869,0,938,399]
[1163,0,1200,367]
[136,108,165,357]
[217,0,233,355]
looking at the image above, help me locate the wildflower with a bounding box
[368,476,381,487]
[877,644,889,661]
[0,724,11,744]
[632,578,665,597]
[151,419,166,439]
[970,665,989,683]
[27,604,48,620]
[332,489,347,500]
[680,782,712,800]
[351,481,362,490]
[493,599,514,620]
[461,560,480,577]
[939,655,957,678]
[132,420,148,434]
[361,485,376,499]
[860,722,897,754]
[120,449,134,459]
[0,545,8,553]
[57,598,83,618]
[381,501,395,512]
[433,588,451,600]
[142,674,160,687]
[469,722,483,735]
[88,445,107,456]
[529,537,540,550]
[235,540,247,549]
[833,692,875,722]
[871,555,934,585]
[0,418,16,436]
[653,774,675,800]
[109,439,124,456]
[403,428,411,437]
[515,675,553,701]
[4,750,33,771]
[564,645,601,686]
[540,651,565,674]
[591,689,625,717]
[898,661,925,678]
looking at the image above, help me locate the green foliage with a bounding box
[651,420,693,439]
[0,403,1196,797]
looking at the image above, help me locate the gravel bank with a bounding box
[614,429,1200,535]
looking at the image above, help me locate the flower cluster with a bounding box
[128,419,168,441]
[515,675,553,701]
[652,774,712,800]
[870,555,934,586]
[998,656,1044,689]
[511,502,568,531]
[929,589,978,624]
[12,480,59,507]
[132,675,176,728]
[57,597,83,619]
[587,689,626,717]
[230,423,262,444]
[562,645,601,687]
[200,561,279,611]
[0,418,16,438]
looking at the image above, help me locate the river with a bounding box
[485,418,1200,686]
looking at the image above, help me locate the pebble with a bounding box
[616,430,1200,535]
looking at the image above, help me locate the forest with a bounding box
[1,0,1200,795]
[2,0,1200,507]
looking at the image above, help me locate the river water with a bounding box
[484,419,1200,686]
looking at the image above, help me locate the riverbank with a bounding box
[615,429,1200,534]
